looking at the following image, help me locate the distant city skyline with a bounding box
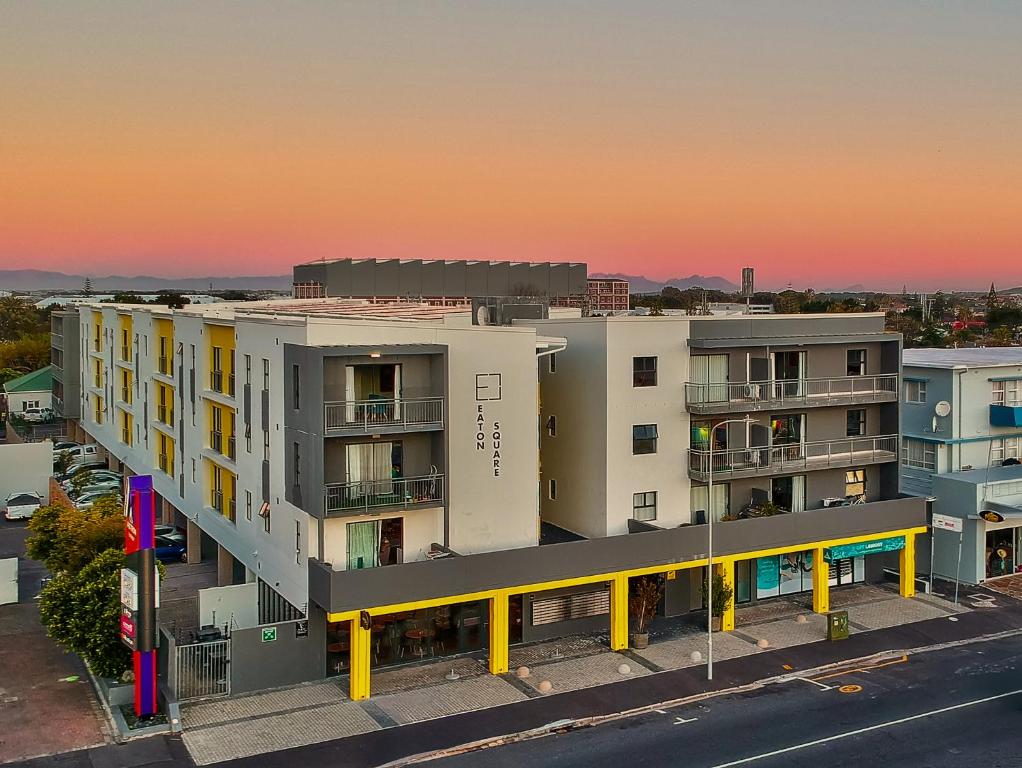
[2,3,1020,288]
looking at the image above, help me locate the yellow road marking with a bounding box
[812,654,908,682]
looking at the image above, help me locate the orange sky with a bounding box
[2,2,1021,290]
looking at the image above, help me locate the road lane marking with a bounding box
[674,717,699,725]
[708,688,1022,768]
[797,677,834,691]
[811,654,908,682]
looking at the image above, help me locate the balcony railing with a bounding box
[227,497,237,522]
[93,338,101,352]
[227,436,236,460]
[158,405,174,425]
[210,430,223,453]
[688,434,898,480]
[324,474,444,515]
[324,397,444,433]
[121,345,130,362]
[158,453,173,476]
[158,356,172,376]
[120,387,131,404]
[121,428,131,446]
[684,374,899,412]
[210,370,224,393]
[211,489,224,515]
[227,373,236,398]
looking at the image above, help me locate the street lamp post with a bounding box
[707,414,754,681]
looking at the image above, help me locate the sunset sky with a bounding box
[2,2,1020,290]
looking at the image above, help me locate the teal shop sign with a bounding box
[825,536,905,562]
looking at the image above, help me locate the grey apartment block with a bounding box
[293,258,588,300]
[50,310,81,419]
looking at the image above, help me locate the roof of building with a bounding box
[3,366,52,394]
[903,347,1022,370]
[937,462,1022,486]
[294,257,586,268]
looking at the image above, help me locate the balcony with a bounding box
[211,489,224,515]
[227,436,236,460]
[684,374,899,414]
[227,373,236,398]
[990,402,1022,427]
[210,430,223,454]
[121,345,130,362]
[324,397,444,435]
[323,474,444,517]
[158,453,173,476]
[158,356,172,377]
[210,370,224,393]
[120,387,131,404]
[687,434,898,481]
[158,405,175,426]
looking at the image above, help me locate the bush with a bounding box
[27,494,123,575]
[39,548,131,678]
[702,570,735,620]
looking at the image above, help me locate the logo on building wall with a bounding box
[475,374,502,477]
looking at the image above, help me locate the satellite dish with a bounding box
[935,401,951,418]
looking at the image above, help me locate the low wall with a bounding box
[229,608,326,695]
[0,441,51,503]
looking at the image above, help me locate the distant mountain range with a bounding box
[0,269,292,292]
[590,273,739,294]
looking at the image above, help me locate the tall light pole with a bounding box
[707,414,755,681]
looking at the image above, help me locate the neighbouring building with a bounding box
[51,310,81,421]
[586,278,630,312]
[51,301,926,702]
[292,258,588,307]
[3,366,53,416]
[900,348,1022,498]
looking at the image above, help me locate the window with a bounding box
[901,438,935,470]
[262,358,270,390]
[548,479,557,500]
[991,438,1020,466]
[690,483,729,522]
[845,470,866,501]
[846,409,866,437]
[296,521,302,564]
[632,424,658,455]
[263,504,271,533]
[632,491,657,522]
[191,457,196,482]
[992,380,1022,406]
[263,429,270,460]
[548,353,557,374]
[293,442,301,487]
[547,415,557,437]
[905,380,927,404]
[847,349,866,377]
[633,356,657,387]
[245,490,252,521]
[292,364,300,410]
[245,354,251,386]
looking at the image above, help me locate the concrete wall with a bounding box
[0,441,52,503]
[7,389,52,414]
[229,612,327,695]
[321,505,443,568]
[198,582,258,630]
[0,558,16,606]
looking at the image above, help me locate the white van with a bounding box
[64,444,106,471]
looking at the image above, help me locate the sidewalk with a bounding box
[176,582,1015,766]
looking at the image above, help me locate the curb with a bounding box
[380,625,1022,767]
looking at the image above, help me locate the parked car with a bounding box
[75,490,122,510]
[155,532,187,563]
[72,481,123,503]
[52,441,79,453]
[155,524,184,538]
[62,444,106,473]
[21,407,54,423]
[59,466,121,490]
[4,491,42,521]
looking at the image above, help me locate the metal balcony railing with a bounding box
[121,345,130,361]
[158,405,174,425]
[688,434,899,480]
[159,454,173,475]
[227,436,236,460]
[227,373,236,398]
[324,474,444,514]
[211,489,224,515]
[120,387,130,404]
[159,356,172,376]
[93,338,101,352]
[121,428,131,446]
[210,430,223,454]
[684,374,899,411]
[210,370,224,393]
[324,397,444,433]
[227,498,237,522]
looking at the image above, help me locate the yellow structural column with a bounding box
[488,591,510,674]
[812,547,830,614]
[900,533,917,598]
[609,573,629,651]
[349,617,372,701]
[717,560,736,632]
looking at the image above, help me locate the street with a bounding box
[433,634,1022,768]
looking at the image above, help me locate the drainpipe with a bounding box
[955,367,966,472]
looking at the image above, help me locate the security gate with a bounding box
[174,638,230,700]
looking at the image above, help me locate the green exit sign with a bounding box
[261,627,277,643]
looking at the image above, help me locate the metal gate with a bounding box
[174,638,230,700]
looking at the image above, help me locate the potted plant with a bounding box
[743,499,786,518]
[629,575,663,649]
[701,570,735,631]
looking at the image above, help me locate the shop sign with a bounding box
[981,510,1005,523]
[825,536,905,562]
[932,513,963,533]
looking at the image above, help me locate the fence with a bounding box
[173,637,231,700]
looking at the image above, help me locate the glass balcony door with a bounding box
[772,350,806,398]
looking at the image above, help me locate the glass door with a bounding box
[773,350,807,398]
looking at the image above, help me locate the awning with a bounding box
[824,536,905,562]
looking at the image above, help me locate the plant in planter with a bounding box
[628,575,664,649]
[701,570,735,631]
[744,500,786,518]
[719,512,741,522]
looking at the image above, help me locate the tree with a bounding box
[106,292,147,304]
[28,494,124,575]
[25,503,68,566]
[153,292,190,309]
[989,326,1014,347]
[647,298,664,316]
[0,334,50,373]
[0,297,42,341]
[39,548,130,678]
[82,277,93,296]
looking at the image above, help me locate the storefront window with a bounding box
[986,529,1016,577]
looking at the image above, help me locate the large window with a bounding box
[846,409,866,437]
[632,424,659,455]
[901,438,935,470]
[633,356,657,387]
[992,380,1022,406]
[846,349,866,377]
[845,469,866,501]
[771,475,805,513]
[905,379,927,404]
[690,484,728,522]
[632,491,657,521]
[991,438,1020,466]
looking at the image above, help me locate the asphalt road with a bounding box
[434,634,1022,768]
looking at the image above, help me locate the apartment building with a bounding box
[586,278,630,312]
[899,348,1022,584]
[526,313,909,611]
[50,309,81,420]
[54,301,926,702]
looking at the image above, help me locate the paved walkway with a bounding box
[178,583,973,765]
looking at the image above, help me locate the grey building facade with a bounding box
[50,309,81,420]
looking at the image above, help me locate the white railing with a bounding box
[685,374,898,409]
[688,434,898,479]
[324,397,444,432]
[324,474,444,514]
